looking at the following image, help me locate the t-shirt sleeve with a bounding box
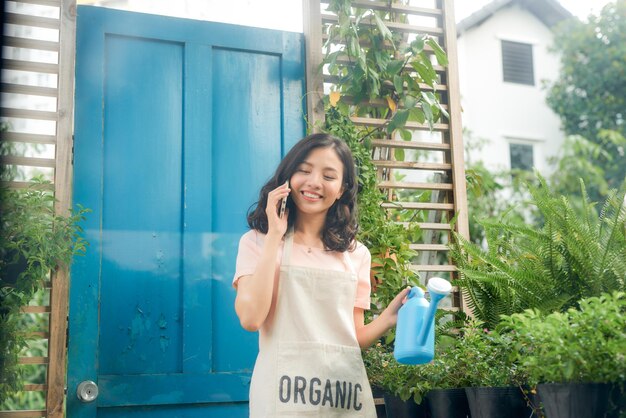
[354,243,372,310]
[233,230,263,288]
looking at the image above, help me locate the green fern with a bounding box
[450,174,626,329]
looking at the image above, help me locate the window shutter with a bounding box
[502,40,534,85]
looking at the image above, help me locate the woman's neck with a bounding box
[293,214,325,246]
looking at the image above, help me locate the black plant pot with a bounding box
[383,392,428,418]
[371,386,387,418]
[520,386,544,417]
[427,388,471,418]
[537,382,612,418]
[607,382,625,418]
[465,386,531,418]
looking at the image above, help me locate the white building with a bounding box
[456,0,572,174]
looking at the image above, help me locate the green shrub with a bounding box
[451,174,626,329]
[501,291,626,385]
[0,178,89,401]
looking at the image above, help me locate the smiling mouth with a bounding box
[301,191,322,200]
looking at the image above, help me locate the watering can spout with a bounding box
[417,277,452,345]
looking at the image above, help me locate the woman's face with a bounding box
[288,146,345,217]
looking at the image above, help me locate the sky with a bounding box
[84,0,613,33]
[176,0,613,32]
[455,0,610,23]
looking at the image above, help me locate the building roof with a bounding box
[457,0,573,36]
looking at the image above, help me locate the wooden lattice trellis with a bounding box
[304,0,469,311]
[0,1,76,417]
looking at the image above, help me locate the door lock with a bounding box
[77,380,99,403]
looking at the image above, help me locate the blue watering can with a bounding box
[394,277,452,364]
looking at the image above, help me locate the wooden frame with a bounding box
[303,0,325,132]
[0,0,77,417]
[47,1,77,417]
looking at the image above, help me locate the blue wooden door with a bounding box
[68,6,304,417]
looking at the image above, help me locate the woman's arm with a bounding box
[353,287,410,348]
[234,182,290,332]
[234,233,282,331]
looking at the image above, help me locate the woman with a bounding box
[233,133,409,417]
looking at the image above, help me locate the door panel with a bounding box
[100,35,184,376]
[69,6,304,417]
[211,47,284,372]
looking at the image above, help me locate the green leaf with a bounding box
[369,73,380,98]
[410,38,425,55]
[403,73,420,93]
[563,360,574,380]
[419,51,437,80]
[404,95,418,109]
[422,91,437,106]
[387,59,404,76]
[411,61,436,85]
[422,103,433,125]
[373,13,393,41]
[426,38,448,66]
[358,49,367,72]
[385,109,410,134]
[348,35,360,58]
[409,108,425,123]
[393,75,404,94]
[399,128,412,141]
[394,148,405,161]
[437,101,450,119]
[393,108,410,128]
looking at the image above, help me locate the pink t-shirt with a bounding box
[233,229,371,310]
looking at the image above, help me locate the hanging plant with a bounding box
[323,0,449,138]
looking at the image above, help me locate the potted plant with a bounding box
[501,292,626,418]
[456,324,533,418]
[404,320,527,418]
[0,178,89,401]
[409,334,471,418]
[363,342,430,418]
[446,175,626,417]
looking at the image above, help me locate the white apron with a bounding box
[249,230,377,417]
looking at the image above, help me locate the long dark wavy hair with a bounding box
[247,133,358,252]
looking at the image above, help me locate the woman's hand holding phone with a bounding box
[266,180,290,237]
